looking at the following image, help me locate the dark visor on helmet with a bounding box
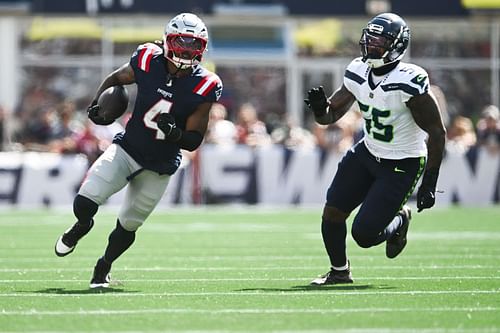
[360,30,394,59]
[170,35,205,51]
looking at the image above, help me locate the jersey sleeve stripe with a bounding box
[193,76,219,96]
[193,76,210,92]
[138,48,154,72]
[200,80,218,96]
[345,70,366,84]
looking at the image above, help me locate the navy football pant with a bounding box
[324,141,425,265]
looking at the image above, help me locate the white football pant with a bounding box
[78,143,170,231]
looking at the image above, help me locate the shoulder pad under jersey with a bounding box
[131,42,164,73]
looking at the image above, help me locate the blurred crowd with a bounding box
[445,104,500,155]
[0,97,125,164]
[2,93,499,165]
[2,27,496,163]
[204,100,500,157]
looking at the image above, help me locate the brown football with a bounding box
[97,85,129,123]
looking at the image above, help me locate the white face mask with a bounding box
[169,54,195,70]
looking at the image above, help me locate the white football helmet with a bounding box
[163,13,208,70]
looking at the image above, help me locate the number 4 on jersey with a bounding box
[143,99,173,140]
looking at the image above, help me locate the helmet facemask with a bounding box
[164,33,207,70]
[359,14,410,69]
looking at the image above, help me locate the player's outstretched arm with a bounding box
[304,85,355,125]
[407,92,447,212]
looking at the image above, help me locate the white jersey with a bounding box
[343,57,429,160]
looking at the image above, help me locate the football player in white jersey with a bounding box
[305,13,446,285]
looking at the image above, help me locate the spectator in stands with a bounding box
[270,116,317,150]
[52,101,80,140]
[205,103,237,146]
[22,106,60,150]
[235,103,271,147]
[46,101,82,154]
[446,115,477,154]
[73,119,124,165]
[313,109,363,153]
[476,104,500,154]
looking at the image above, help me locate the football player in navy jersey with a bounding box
[304,13,446,285]
[54,13,223,288]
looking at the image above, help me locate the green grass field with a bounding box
[0,206,499,332]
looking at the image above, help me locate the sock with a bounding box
[73,195,98,228]
[103,220,136,264]
[383,214,403,241]
[321,218,348,268]
[332,262,349,271]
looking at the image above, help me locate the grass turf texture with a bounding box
[0,206,499,332]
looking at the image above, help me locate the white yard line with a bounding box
[0,290,498,297]
[0,306,498,316]
[0,264,499,273]
[1,254,499,263]
[0,276,499,283]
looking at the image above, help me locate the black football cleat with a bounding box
[310,262,354,285]
[55,220,94,257]
[386,205,412,259]
[90,257,111,289]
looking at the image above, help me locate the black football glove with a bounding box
[87,100,113,125]
[304,86,329,117]
[157,113,182,141]
[417,168,440,212]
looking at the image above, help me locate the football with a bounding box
[97,85,129,123]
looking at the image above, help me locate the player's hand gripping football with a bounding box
[157,113,182,141]
[304,86,329,117]
[416,168,439,212]
[87,100,109,125]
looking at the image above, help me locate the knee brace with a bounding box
[73,194,99,225]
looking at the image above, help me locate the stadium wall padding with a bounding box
[0,145,498,207]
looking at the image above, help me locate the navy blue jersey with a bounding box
[113,42,222,175]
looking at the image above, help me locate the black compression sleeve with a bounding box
[175,130,204,151]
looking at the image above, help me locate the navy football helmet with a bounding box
[359,13,410,68]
